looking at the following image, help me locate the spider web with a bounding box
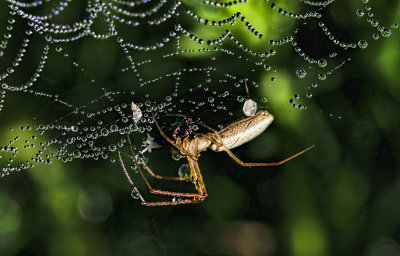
[0,0,398,176]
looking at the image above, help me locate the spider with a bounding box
[118,109,314,206]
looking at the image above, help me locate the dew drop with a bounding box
[101,128,109,136]
[356,9,365,17]
[317,59,327,68]
[358,40,368,49]
[174,23,182,31]
[131,189,140,200]
[318,73,327,80]
[381,28,391,37]
[296,68,307,78]
[243,99,257,117]
[108,144,117,152]
[178,163,190,179]
[110,124,118,132]
[171,148,183,161]
[370,19,379,27]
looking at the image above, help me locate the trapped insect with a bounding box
[119,82,314,206]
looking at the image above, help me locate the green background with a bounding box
[0,1,400,256]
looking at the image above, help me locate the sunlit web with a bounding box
[0,0,398,175]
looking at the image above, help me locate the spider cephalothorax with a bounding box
[154,115,195,148]
[171,115,195,140]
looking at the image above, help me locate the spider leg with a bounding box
[126,135,190,182]
[188,155,208,197]
[141,161,190,182]
[118,150,147,204]
[152,112,198,161]
[120,138,208,206]
[201,123,314,167]
[134,156,207,198]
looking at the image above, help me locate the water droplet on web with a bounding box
[318,73,327,80]
[171,148,183,161]
[243,99,257,116]
[178,163,190,179]
[358,40,368,49]
[0,0,397,194]
[110,125,118,133]
[381,28,391,37]
[108,144,117,152]
[296,68,307,78]
[237,96,245,103]
[131,190,140,200]
[174,23,182,31]
[318,59,327,68]
[101,128,109,136]
[356,9,365,17]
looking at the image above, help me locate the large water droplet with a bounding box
[178,163,190,179]
[243,99,257,117]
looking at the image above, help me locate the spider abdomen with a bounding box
[209,110,274,152]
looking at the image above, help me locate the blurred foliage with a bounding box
[0,1,400,256]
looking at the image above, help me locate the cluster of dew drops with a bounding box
[0,0,398,179]
[289,0,398,111]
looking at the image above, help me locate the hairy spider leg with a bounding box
[201,123,314,167]
[152,112,198,161]
[119,151,200,206]
[126,135,190,182]
[120,136,207,206]
[244,80,251,99]
[190,136,208,196]
[118,151,147,203]
[129,139,206,197]
[119,149,207,206]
